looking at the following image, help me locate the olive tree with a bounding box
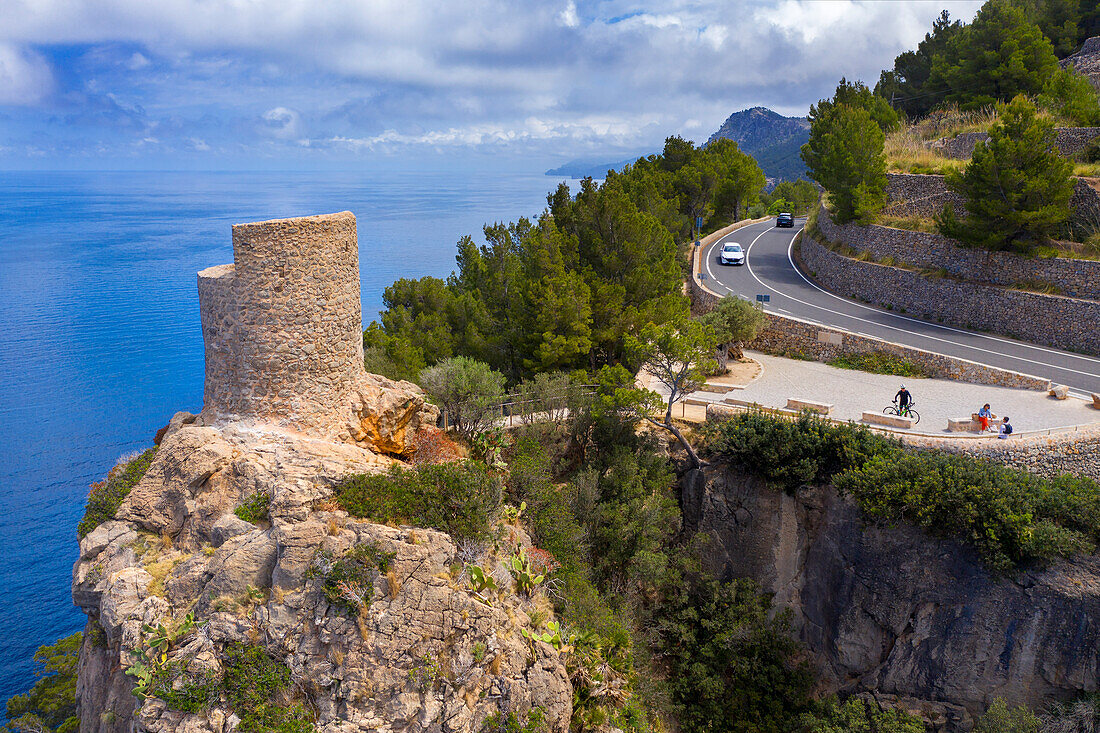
[699,296,767,371]
[626,320,714,468]
[419,357,506,438]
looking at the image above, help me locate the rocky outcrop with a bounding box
[1062,36,1100,91]
[73,211,567,733]
[684,465,1100,731]
[74,417,571,733]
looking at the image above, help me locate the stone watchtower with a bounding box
[197,212,365,437]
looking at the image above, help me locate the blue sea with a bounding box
[0,169,569,698]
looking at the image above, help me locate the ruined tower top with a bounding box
[196,211,365,437]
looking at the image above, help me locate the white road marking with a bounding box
[718,221,1100,383]
[782,231,1100,369]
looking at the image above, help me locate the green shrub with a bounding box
[148,663,219,714]
[306,543,395,616]
[826,352,930,378]
[419,356,506,438]
[221,644,313,733]
[78,447,157,538]
[481,708,547,733]
[336,462,501,542]
[653,573,815,732]
[798,696,925,732]
[833,451,1098,572]
[234,491,271,524]
[707,412,1100,571]
[587,447,678,591]
[973,698,1040,733]
[704,411,899,493]
[3,633,81,733]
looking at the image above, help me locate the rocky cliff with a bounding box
[683,464,1100,731]
[73,411,571,733]
[71,213,572,733]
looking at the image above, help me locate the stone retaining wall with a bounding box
[884,173,964,218]
[905,426,1100,482]
[936,127,1100,159]
[821,196,1100,300]
[688,264,1050,391]
[799,232,1100,355]
[884,173,1100,239]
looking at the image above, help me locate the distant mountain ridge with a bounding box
[707,106,810,182]
[545,106,810,182]
[545,156,640,179]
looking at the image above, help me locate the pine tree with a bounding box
[930,0,1060,109]
[802,101,888,225]
[936,96,1074,252]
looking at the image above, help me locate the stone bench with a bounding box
[786,398,833,415]
[723,396,764,409]
[702,381,740,394]
[947,417,977,432]
[861,411,915,429]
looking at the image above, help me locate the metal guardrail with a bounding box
[439,385,598,430]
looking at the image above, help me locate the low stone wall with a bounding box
[749,315,1050,390]
[820,197,1100,300]
[936,127,1100,159]
[800,232,1100,356]
[688,263,1050,391]
[884,173,1100,240]
[905,426,1100,482]
[884,173,964,218]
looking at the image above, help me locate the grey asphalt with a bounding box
[700,218,1100,397]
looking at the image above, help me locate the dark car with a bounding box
[776,212,794,228]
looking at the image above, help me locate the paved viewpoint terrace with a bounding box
[688,351,1100,437]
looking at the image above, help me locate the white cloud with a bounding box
[0,42,53,105]
[126,52,150,70]
[559,1,579,28]
[261,106,304,139]
[0,0,986,159]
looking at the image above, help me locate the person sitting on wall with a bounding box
[998,416,1013,439]
[977,404,993,433]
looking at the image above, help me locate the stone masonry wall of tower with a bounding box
[196,211,365,436]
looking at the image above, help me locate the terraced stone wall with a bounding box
[936,127,1100,159]
[799,232,1100,356]
[884,173,1100,238]
[821,199,1100,300]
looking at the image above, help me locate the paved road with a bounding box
[701,218,1100,397]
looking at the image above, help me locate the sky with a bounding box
[0,0,984,171]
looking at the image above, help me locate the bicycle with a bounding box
[883,400,920,424]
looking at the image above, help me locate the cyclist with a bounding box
[894,385,913,416]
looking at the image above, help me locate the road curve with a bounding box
[701,218,1100,397]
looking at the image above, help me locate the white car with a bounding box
[719,242,745,266]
